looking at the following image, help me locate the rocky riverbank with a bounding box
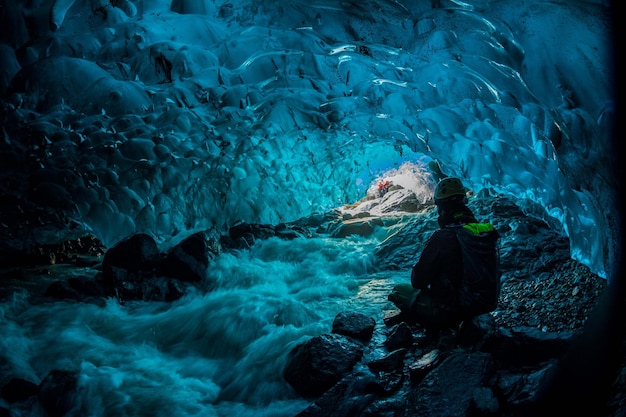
[1,188,623,417]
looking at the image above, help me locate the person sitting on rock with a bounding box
[388,176,501,330]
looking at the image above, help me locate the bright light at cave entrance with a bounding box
[340,160,436,217]
[368,161,435,202]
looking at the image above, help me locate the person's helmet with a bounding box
[434,177,467,202]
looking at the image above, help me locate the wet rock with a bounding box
[283,333,364,398]
[297,374,381,417]
[160,231,214,283]
[367,348,408,373]
[286,304,620,417]
[101,233,160,285]
[403,352,497,417]
[408,348,442,383]
[295,371,384,417]
[331,311,376,343]
[100,233,188,302]
[457,313,497,350]
[384,322,413,351]
[329,217,384,238]
[0,235,105,267]
[225,222,278,248]
[223,221,309,249]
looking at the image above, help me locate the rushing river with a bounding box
[1,226,409,417]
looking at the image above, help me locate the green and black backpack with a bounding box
[455,223,501,315]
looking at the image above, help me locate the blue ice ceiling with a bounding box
[0,0,618,278]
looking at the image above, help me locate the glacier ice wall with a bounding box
[0,0,618,278]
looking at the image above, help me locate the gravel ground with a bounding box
[494,258,608,333]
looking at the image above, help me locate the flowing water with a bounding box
[1,227,409,417]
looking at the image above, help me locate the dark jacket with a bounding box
[410,202,477,307]
[411,227,463,306]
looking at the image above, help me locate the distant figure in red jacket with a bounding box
[377,180,391,198]
[388,177,501,330]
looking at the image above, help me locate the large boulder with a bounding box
[160,230,217,283]
[403,352,498,417]
[283,333,364,398]
[100,233,185,302]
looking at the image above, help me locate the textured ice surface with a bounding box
[0,0,617,277]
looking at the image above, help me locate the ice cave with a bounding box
[0,0,622,416]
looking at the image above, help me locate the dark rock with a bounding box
[44,276,107,302]
[329,217,384,238]
[287,302,612,416]
[275,222,312,240]
[482,326,574,367]
[384,322,413,351]
[115,275,187,303]
[496,365,554,413]
[367,348,407,373]
[373,371,405,398]
[283,333,364,398]
[222,222,310,249]
[101,233,160,294]
[435,327,458,350]
[160,231,213,282]
[382,309,406,327]
[164,279,186,302]
[0,235,105,267]
[38,370,80,417]
[295,371,382,417]
[102,233,160,275]
[1,377,38,403]
[99,233,194,302]
[43,280,81,301]
[292,210,342,231]
[457,314,497,350]
[225,222,277,248]
[67,276,107,298]
[373,211,438,271]
[403,352,497,417]
[408,348,442,383]
[468,386,500,416]
[332,311,375,343]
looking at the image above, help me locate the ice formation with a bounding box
[0,0,618,278]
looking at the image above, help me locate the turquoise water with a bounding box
[0,230,407,417]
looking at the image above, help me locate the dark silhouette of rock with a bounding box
[283,309,609,417]
[160,231,213,283]
[367,348,408,373]
[404,351,497,417]
[408,348,442,383]
[1,378,38,403]
[38,370,80,417]
[226,222,278,249]
[295,371,385,417]
[384,322,413,351]
[101,233,160,295]
[283,333,364,398]
[102,233,188,303]
[331,311,376,343]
